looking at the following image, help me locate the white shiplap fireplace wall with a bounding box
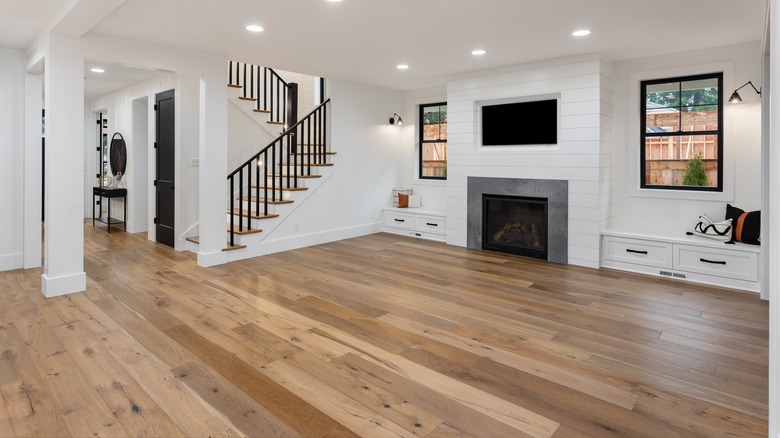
[446,55,614,268]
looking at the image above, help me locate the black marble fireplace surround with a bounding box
[467,177,568,264]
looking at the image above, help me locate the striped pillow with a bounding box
[725,204,760,245]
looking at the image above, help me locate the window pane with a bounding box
[422,104,447,141]
[646,82,679,108]
[421,142,447,178]
[681,108,718,131]
[646,109,679,133]
[644,136,718,187]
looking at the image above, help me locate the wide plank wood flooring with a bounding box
[0,223,768,437]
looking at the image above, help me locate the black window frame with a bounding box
[640,72,723,192]
[419,102,447,180]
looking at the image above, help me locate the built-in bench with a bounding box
[383,208,446,242]
[601,230,761,293]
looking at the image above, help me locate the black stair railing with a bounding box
[227,99,331,247]
[228,60,291,125]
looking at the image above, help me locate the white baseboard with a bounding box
[0,253,23,272]
[41,271,86,297]
[227,222,383,262]
[198,249,228,267]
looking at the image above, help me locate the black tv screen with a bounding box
[482,99,558,146]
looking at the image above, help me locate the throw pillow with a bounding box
[725,204,760,245]
[408,195,421,208]
[398,193,409,208]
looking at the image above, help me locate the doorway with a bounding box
[155,90,175,247]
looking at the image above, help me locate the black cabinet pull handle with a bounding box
[394,219,404,222]
[700,258,726,265]
[626,249,648,255]
[426,223,438,226]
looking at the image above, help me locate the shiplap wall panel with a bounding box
[446,55,613,268]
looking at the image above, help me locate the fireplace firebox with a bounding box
[482,194,548,260]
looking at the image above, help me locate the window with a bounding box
[419,103,447,179]
[641,73,723,191]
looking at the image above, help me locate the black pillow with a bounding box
[725,204,760,245]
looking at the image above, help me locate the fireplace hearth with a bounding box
[483,195,548,259]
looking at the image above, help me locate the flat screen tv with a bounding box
[482,99,557,146]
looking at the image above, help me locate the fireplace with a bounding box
[467,177,568,264]
[482,195,548,259]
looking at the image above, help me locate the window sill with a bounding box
[630,186,732,203]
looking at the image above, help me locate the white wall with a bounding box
[610,42,763,236]
[275,68,320,118]
[446,55,614,268]
[0,48,25,271]
[399,85,448,213]
[227,100,275,171]
[262,78,402,243]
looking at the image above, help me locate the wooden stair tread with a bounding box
[251,185,308,191]
[292,152,336,156]
[253,109,271,113]
[187,236,247,251]
[239,196,294,205]
[238,96,258,102]
[228,226,262,236]
[268,173,321,179]
[227,84,242,88]
[227,210,279,220]
[280,163,333,167]
[267,121,284,125]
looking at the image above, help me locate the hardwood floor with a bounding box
[0,223,768,437]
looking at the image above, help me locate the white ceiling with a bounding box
[0,0,769,96]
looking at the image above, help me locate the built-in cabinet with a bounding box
[601,231,761,293]
[383,208,446,242]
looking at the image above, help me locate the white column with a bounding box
[197,62,228,267]
[24,73,43,268]
[42,34,86,296]
[769,2,779,437]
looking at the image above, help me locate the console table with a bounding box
[93,187,127,233]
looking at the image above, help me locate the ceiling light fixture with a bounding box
[728,80,761,103]
[396,64,409,70]
[326,0,342,2]
[471,49,486,56]
[246,24,264,32]
[90,68,105,73]
[572,29,591,37]
[389,113,403,125]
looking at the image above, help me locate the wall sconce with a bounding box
[389,113,403,125]
[729,81,761,103]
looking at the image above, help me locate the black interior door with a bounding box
[155,90,175,247]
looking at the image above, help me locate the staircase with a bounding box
[186,61,333,255]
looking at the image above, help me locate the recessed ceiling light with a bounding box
[90,68,105,73]
[472,49,486,56]
[326,0,342,2]
[246,24,264,32]
[396,64,409,70]
[572,29,591,37]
